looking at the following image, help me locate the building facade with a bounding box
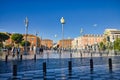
[41,39,53,49]
[72,34,103,51]
[23,34,41,47]
[58,39,73,49]
[4,33,41,49]
[104,29,120,42]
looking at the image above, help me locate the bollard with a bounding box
[20,55,22,61]
[68,61,72,71]
[13,64,17,76]
[90,59,93,69]
[43,62,46,74]
[81,53,82,58]
[108,58,112,71]
[5,55,8,62]
[43,75,46,80]
[91,53,92,58]
[70,53,72,58]
[34,54,36,61]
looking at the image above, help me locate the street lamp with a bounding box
[24,17,29,54]
[80,28,83,50]
[112,35,114,54]
[60,17,65,52]
[54,34,57,44]
[34,31,38,60]
[36,32,39,54]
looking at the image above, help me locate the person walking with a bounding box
[17,47,20,59]
[11,47,15,57]
[33,46,36,54]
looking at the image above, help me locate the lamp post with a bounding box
[36,32,38,54]
[60,17,65,52]
[24,17,29,54]
[54,34,57,44]
[34,32,38,60]
[107,36,110,56]
[112,35,114,55]
[80,28,83,50]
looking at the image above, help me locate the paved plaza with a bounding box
[0,50,120,80]
[0,64,120,80]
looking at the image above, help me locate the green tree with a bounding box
[99,42,106,51]
[11,33,23,46]
[0,32,10,47]
[20,41,31,47]
[114,38,120,51]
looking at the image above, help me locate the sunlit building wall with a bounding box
[58,39,73,49]
[41,39,53,49]
[72,34,103,50]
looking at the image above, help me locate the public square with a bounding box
[1,0,120,80]
[0,50,120,80]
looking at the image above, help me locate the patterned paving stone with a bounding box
[68,75,79,79]
[23,73,34,77]
[46,73,55,76]
[33,75,43,78]
[79,76,91,80]
[32,79,43,80]
[56,77,67,80]
[92,78,104,80]
[45,76,55,80]
[88,74,99,78]
[0,64,120,80]
[22,77,33,80]
[113,76,120,80]
[0,78,8,80]
[56,73,66,76]
[8,76,22,80]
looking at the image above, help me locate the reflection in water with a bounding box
[0,50,120,74]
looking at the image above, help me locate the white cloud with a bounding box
[93,24,98,27]
[54,34,57,37]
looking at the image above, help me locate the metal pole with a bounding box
[5,55,8,62]
[20,54,22,61]
[60,17,65,52]
[108,58,112,71]
[24,17,28,54]
[36,32,38,54]
[112,35,114,55]
[43,62,46,74]
[62,24,64,52]
[90,58,93,72]
[13,64,17,76]
[25,26,28,54]
[34,32,38,61]
[68,61,72,72]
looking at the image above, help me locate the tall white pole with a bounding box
[80,28,83,50]
[62,24,64,51]
[24,17,29,54]
[60,17,65,52]
[36,32,38,54]
[112,35,114,54]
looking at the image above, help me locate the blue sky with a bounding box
[0,0,120,42]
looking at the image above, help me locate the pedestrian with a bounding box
[17,47,20,59]
[33,46,36,54]
[11,47,15,57]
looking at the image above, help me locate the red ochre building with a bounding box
[41,39,53,49]
[58,39,73,49]
[72,34,103,50]
[4,33,41,48]
[3,32,53,50]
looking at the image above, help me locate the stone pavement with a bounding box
[0,51,120,80]
[0,64,120,80]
